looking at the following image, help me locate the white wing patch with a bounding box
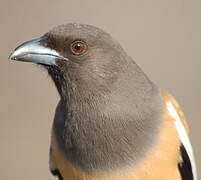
[166,102,197,180]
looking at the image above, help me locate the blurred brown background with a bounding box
[0,0,200,179]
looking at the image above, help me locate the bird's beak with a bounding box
[9,37,68,65]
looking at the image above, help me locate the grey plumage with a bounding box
[10,23,163,173]
[44,24,163,172]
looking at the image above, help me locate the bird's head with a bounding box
[9,24,163,170]
[9,23,132,99]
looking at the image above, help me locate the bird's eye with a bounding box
[70,41,87,55]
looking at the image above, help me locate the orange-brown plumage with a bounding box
[50,89,189,180]
[10,23,196,180]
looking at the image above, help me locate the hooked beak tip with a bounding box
[8,52,16,61]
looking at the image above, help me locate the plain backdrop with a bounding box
[0,0,200,179]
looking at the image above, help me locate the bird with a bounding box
[9,23,197,180]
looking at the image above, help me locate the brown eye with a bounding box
[70,41,87,55]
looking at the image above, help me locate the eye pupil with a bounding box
[74,44,81,50]
[70,41,87,55]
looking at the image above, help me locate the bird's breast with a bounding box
[50,96,182,180]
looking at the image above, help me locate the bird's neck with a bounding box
[49,63,163,173]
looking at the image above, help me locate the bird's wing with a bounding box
[162,89,197,180]
[49,146,63,180]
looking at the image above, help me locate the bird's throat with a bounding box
[52,80,163,173]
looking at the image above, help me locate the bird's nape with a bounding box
[9,23,197,180]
